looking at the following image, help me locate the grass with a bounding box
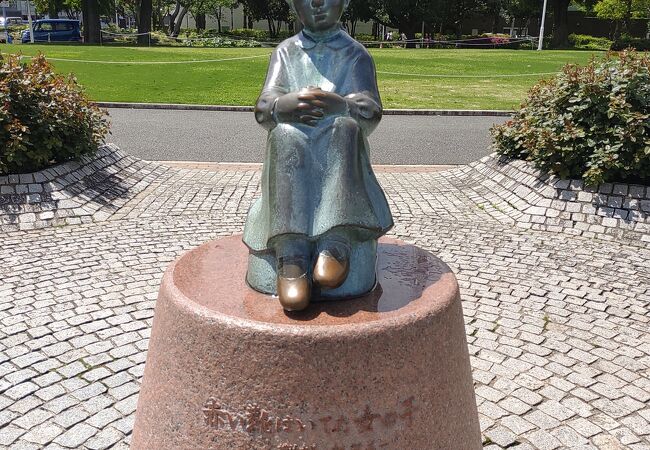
[0,44,604,109]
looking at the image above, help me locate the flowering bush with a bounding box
[0,53,109,175]
[492,51,650,185]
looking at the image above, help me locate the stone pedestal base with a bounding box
[131,236,481,450]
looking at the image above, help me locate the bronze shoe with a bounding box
[277,260,311,312]
[313,245,350,290]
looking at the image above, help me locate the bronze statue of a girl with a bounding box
[243,0,393,311]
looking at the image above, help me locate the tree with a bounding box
[138,0,152,43]
[238,0,291,37]
[501,0,540,35]
[481,0,504,33]
[594,0,650,37]
[33,0,85,19]
[210,0,237,32]
[343,0,375,36]
[82,0,101,43]
[551,0,570,47]
[167,0,189,36]
[444,0,485,38]
[366,0,439,46]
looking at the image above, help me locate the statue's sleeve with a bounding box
[255,48,290,130]
[344,50,383,136]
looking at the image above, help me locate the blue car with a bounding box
[22,19,81,43]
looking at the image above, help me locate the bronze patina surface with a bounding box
[243,0,393,311]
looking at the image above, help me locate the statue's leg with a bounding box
[314,117,378,298]
[265,124,314,311]
[328,117,363,184]
[266,123,311,239]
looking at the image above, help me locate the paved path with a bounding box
[107,108,505,165]
[0,150,648,450]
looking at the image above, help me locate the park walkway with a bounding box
[0,146,648,449]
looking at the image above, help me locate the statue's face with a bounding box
[291,0,348,33]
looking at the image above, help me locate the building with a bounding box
[0,0,36,19]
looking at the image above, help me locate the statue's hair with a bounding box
[285,0,351,11]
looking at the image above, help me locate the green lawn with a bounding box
[0,44,603,109]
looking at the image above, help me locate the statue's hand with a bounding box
[300,88,348,117]
[275,91,325,127]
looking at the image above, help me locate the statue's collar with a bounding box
[297,28,350,50]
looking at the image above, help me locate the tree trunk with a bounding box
[137,0,152,45]
[350,19,357,37]
[267,17,274,37]
[172,6,188,37]
[82,0,101,43]
[195,13,206,31]
[623,0,633,34]
[168,1,180,35]
[551,0,570,48]
[491,8,501,34]
[612,20,621,40]
[216,6,222,33]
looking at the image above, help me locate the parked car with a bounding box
[21,19,81,43]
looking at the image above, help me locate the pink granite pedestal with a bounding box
[131,235,481,450]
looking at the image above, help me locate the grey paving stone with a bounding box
[551,425,589,447]
[567,417,602,438]
[501,415,536,435]
[83,426,123,450]
[20,421,64,446]
[524,429,563,450]
[53,422,98,448]
[485,425,519,447]
[0,425,26,446]
[53,405,90,429]
[86,408,122,429]
[1,151,649,450]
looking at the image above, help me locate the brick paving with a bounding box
[0,147,648,449]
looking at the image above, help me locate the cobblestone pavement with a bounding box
[0,149,649,450]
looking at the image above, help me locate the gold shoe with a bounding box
[313,248,350,289]
[277,261,311,312]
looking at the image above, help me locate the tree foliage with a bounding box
[31,0,595,50]
[594,0,650,37]
[237,0,291,37]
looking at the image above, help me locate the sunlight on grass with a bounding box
[0,44,603,109]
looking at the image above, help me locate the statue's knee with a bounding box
[268,124,307,167]
[334,117,360,135]
[269,123,307,143]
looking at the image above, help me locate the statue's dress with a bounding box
[243,29,393,253]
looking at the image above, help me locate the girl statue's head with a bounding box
[288,0,350,33]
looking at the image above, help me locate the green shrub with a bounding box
[228,28,269,40]
[0,54,109,175]
[569,33,613,51]
[355,33,377,42]
[181,36,261,48]
[611,36,650,51]
[491,51,650,185]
